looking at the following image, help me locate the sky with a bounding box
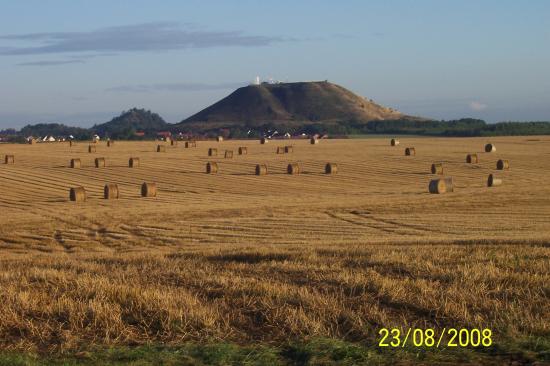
[0,0,549,128]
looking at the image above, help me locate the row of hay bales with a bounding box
[207,148,246,158]
[70,182,157,202]
[275,146,294,154]
[85,140,200,154]
[205,162,338,175]
[259,137,319,145]
[69,157,141,168]
[208,145,297,157]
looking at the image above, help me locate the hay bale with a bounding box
[185,141,197,148]
[94,157,106,168]
[429,177,454,194]
[29,139,35,145]
[238,147,248,155]
[466,154,478,164]
[485,143,496,153]
[70,158,81,168]
[310,138,319,145]
[170,139,178,146]
[141,182,157,197]
[276,147,285,154]
[69,140,75,147]
[4,155,14,164]
[325,163,338,174]
[129,157,140,168]
[497,159,509,170]
[255,164,268,175]
[285,146,293,153]
[431,163,444,175]
[206,162,218,174]
[224,150,233,159]
[487,174,502,187]
[88,145,96,153]
[217,136,224,142]
[157,145,166,152]
[107,140,114,147]
[69,187,86,202]
[208,148,217,156]
[287,163,301,175]
[260,137,268,144]
[405,147,416,156]
[390,138,400,146]
[104,184,120,199]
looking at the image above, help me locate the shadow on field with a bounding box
[208,252,293,264]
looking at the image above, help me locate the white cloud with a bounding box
[469,101,488,111]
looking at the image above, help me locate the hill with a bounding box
[92,108,169,139]
[178,81,418,128]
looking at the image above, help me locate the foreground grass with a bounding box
[0,243,548,364]
[2,337,549,366]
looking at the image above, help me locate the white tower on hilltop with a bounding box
[253,76,260,85]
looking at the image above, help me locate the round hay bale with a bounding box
[405,147,416,156]
[29,139,35,145]
[107,140,114,147]
[70,158,81,168]
[466,154,478,164]
[431,163,444,175]
[287,163,301,175]
[276,147,285,154]
[129,157,140,168]
[185,141,196,148]
[157,145,166,152]
[485,143,496,153]
[104,184,119,199]
[69,187,86,202]
[206,162,218,174]
[325,163,338,174]
[88,145,96,153]
[310,138,319,145]
[238,147,248,155]
[4,155,14,164]
[255,164,268,176]
[429,179,446,194]
[217,136,224,142]
[429,177,453,194]
[171,140,177,146]
[95,157,105,168]
[224,150,233,159]
[390,138,400,146]
[260,137,268,144]
[141,182,157,197]
[208,148,217,156]
[487,174,502,187]
[285,146,293,153]
[497,159,509,170]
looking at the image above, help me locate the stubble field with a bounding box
[0,136,549,364]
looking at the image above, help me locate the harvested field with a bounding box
[0,136,549,363]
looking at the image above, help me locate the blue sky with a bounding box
[0,0,549,128]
